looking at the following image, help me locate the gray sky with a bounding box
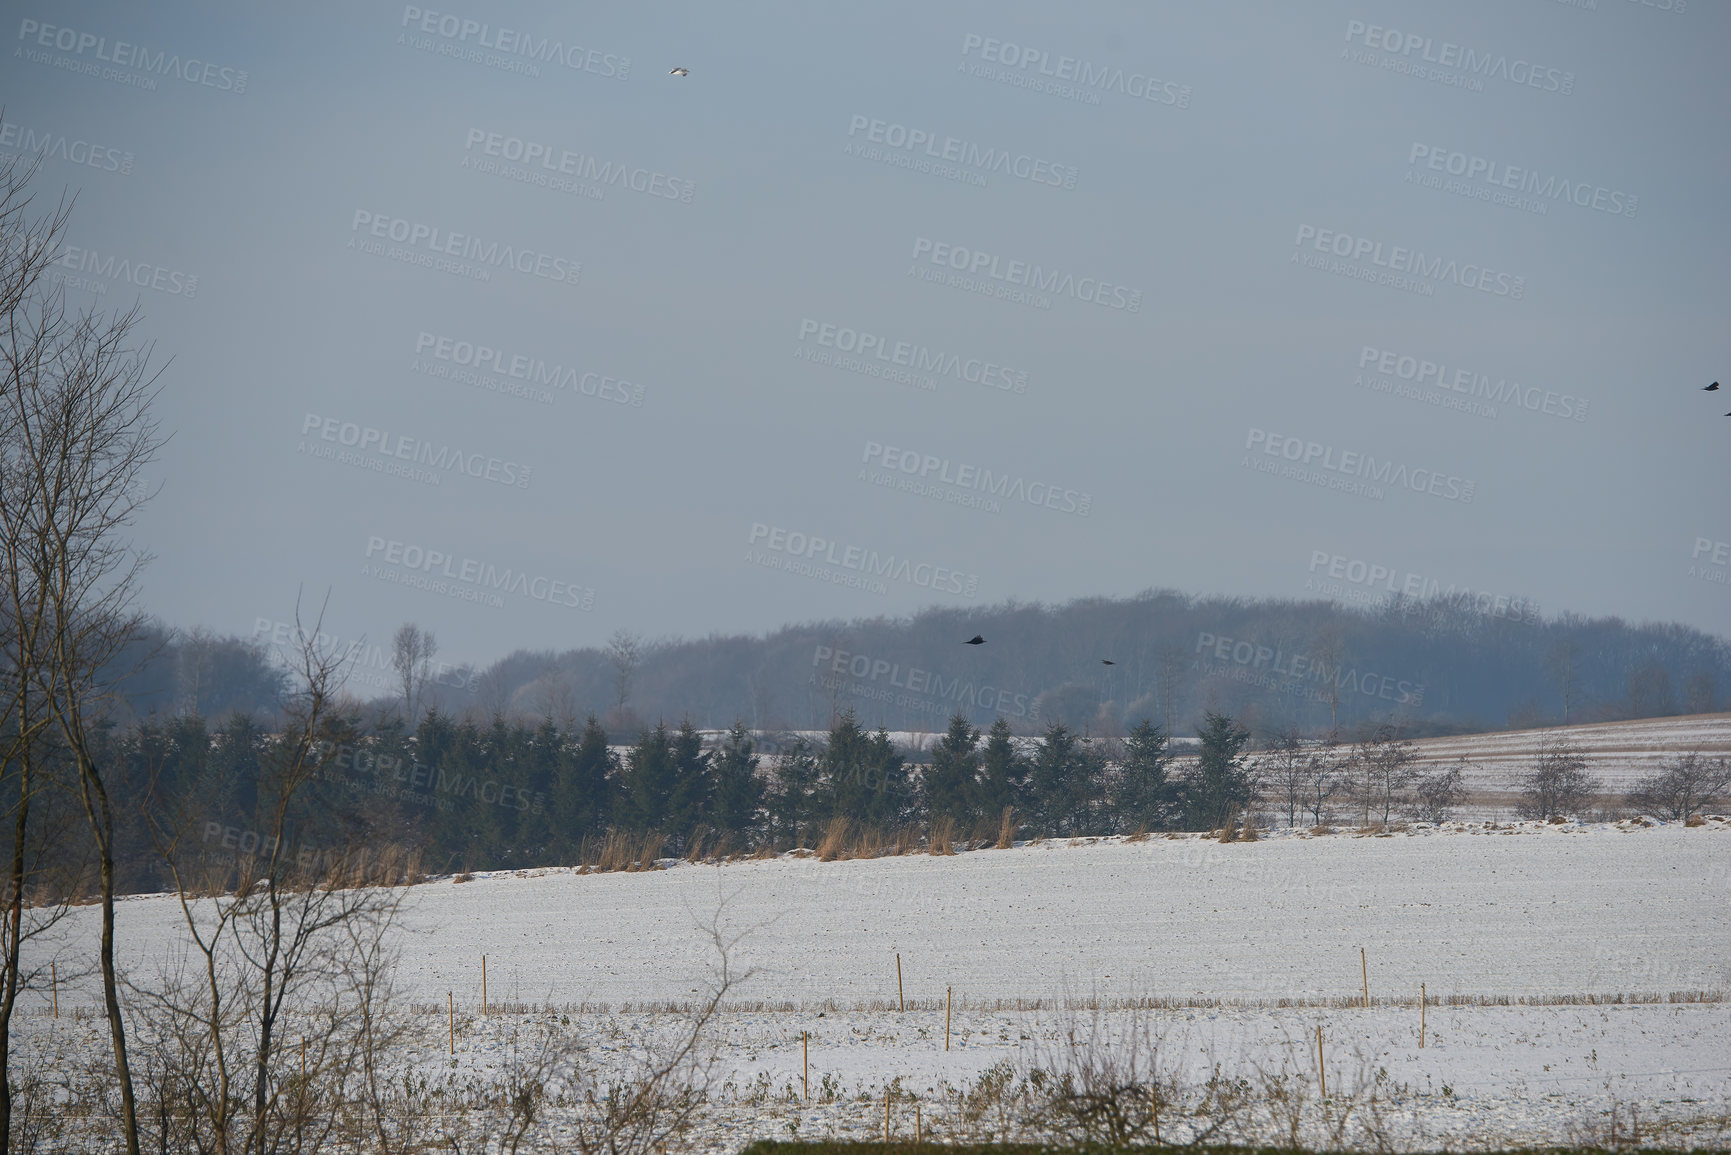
[4,0,1727,667]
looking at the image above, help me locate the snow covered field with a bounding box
[23,817,1731,1149]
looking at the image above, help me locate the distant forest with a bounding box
[118,589,1729,741]
[31,588,1727,892]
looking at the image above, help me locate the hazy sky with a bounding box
[4,0,1727,667]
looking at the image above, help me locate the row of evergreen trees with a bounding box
[111,707,1260,888]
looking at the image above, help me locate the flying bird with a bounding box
[669,67,690,76]
[965,635,985,645]
[1706,382,1720,391]
[1101,659,1116,665]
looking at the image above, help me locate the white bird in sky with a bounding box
[669,67,689,76]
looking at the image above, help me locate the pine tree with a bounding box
[559,716,617,846]
[1024,723,1080,831]
[922,713,980,828]
[975,717,1027,822]
[1112,718,1175,832]
[621,724,676,833]
[1182,711,1254,831]
[710,723,765,842]
[769,735,820,847]
[665,721,713,847]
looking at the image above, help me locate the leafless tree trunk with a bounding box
[1303,735,1344,826]
[607,629,641,723]
[1313,629,1344,734]
[391,621,437,727]
[1,132,164,1155]
[1155,645,1185,737]
[1353,724,1418,826]
[1262,728,1308,829]
[1545,639,1579,724]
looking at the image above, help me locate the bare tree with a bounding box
[1312,628,1344,733]
[1261,728,1310,829]
[1684,671,1718,715]
[1626,752,1731,821]
[606,629,641,723]
[1301,734,1345,827]
[1,136,165,1155]
[133,606,411,1155]
[1350,724,1418,826]
[1544,638,1579,724]
[390,621,437,727]
[1515,737,1600,821]
[1409,759,1468,824]
[1154,644,1186,737]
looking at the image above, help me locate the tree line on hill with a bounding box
[76,699,1728,895]
[105,589,1731,747]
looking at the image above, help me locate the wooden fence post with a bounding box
[1316,1023,1326,1096]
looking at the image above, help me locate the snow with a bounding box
[22,817,1731,1149]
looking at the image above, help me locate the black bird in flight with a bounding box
[1706,382,1720,391]
[669,67,690,76]
[965,635,985,645]
[1101,659,1116,665]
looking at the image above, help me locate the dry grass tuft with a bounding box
[929,816,957,856]
[816,816,851,862]
[997,806,1017,849]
